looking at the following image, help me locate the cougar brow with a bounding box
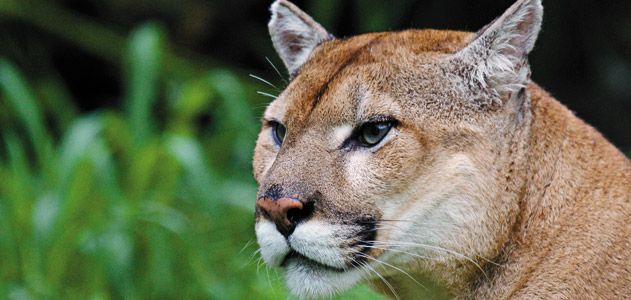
[307,35,385,115]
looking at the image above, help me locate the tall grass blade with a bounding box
[0,59,52,169]
[125,23,164,146]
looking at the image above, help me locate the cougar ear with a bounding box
[455,0,543,103]
[269,0,332,77]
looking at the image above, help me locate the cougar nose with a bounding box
[256,196,312,237]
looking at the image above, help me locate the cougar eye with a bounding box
[359,121,393,147]
[270,121,286,145]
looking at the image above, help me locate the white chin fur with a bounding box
[284,256,364,299]
[255,220,290,266]
[256,219,369,298]
[289,221,349,269]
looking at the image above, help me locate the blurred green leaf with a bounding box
[125,23,164,146]
[166,135,219,211]
[0,59,53,170]
[58,115,104,184]
[36,76,77,130]
[169,77,216,134]
[205,70,258,176]
[0,61,36,124]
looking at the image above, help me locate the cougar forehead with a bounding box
[275,30,474,126]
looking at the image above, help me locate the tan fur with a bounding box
[254,1,631,299]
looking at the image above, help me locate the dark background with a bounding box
[2,0,630,150]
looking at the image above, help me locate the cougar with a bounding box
[252,0,631,298]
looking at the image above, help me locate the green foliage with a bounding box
[0,23,381,299]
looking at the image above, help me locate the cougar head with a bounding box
[253,0,542,298]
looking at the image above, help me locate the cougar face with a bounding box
[254,0,543,298]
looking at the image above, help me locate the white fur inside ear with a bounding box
[456,0,543,99]
[268,0,331,76]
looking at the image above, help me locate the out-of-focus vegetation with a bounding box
[0,17,381,300]
[0,0,628,298]
[0,0,386,298]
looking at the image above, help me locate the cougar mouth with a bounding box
[255,217,382,298]
[282,251,347,272]
[281,222,378,272]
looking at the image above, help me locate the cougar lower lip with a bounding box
[282,251,348,272]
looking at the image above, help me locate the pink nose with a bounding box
[256,197,304,236]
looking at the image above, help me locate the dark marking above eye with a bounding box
[304,35,386,115]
